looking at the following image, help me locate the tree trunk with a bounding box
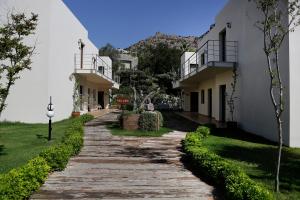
[0,80,13,118]
[132,86,137,111]
[275,116,283,192]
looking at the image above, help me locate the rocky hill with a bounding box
[126,32,199,53]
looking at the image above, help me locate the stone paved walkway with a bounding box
[31,111,217,199]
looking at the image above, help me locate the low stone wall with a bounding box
[122,114,140,131]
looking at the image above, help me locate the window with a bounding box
[98,66,105,74]
[201,90,205,104]
[190,64,197,72]
[201,53,205,65]
[79,85,83,96]
[219,29,227,62]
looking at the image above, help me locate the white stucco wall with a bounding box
[182,0,295,146]
[181,52,196,77]
[289,15,300,147]
[98,56,112,79]
[0,0,100,123]
[182,71,236,122]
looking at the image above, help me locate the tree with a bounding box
[0,12,38,117]
[254,0,300,192]
[138,43,182,94]
[116,69,160,110]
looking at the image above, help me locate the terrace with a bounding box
[74,54,120,89]
[173,40,238,88]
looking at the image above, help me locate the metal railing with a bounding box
[179,40,238,79]
[74,54,119,83]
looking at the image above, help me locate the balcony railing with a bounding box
[179,40,238,79]
[74,54,118,83]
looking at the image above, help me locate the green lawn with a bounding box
[0,118,74,174]
[107,123,172,137]
[202,128,300,200]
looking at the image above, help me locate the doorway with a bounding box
[219,85,226,122]
[98,91,104,109]
[190,92,199,112]
[208,88,212,118]
[219,29,226,62]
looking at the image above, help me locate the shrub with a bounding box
[80,114,94,124]
[121,104,133,111]
[120,110,138,118]
[0,114,94,200]
[139,111,160,131]
[40,114,92,171]
[183,130,273,200]
[63,131,83,155]
[40,144,72,171]
[0,157,50,200]
[195,126,210,139]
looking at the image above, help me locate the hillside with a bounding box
[126,32,199,53]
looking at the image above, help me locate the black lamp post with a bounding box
[46,96,54,141]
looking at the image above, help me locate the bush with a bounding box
[63,131,83,155]
[80,114,94,124]
[40,144,72,171]
[139,111,159,131]
[121,104,133,111]
[40,114,93,171]
[195,126,210,139]
[0,114,94,200]
[183,128,273,200]
[0,157,50,200]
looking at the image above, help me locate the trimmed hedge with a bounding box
[0,157,50,200]
[183,126,273,200]
[0,114,94,200]
[139,111,163,131]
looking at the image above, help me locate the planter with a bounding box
[122,114,140,131]
[227,121,238,129]
[71,112,81,118]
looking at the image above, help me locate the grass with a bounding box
[0,118,75,174]
[202,128,300,200]
[107,122,172,137]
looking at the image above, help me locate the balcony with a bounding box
[174,40,238,88]
[74,54,119,89]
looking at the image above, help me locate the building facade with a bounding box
[116,50,139,70]
[0,0,119,123]
[174,0,300,147]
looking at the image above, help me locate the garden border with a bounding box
[182,126,274,200]
[0,114,94,200]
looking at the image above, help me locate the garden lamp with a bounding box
[46,96,54,141]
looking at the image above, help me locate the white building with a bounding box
[174,0,300,147]
[116,52,139,70]
[0,0,119,123]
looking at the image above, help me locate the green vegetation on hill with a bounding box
[126,32,198,53]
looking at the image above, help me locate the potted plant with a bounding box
[69,74,81,118]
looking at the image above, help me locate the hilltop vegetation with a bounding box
[126,32,199,53]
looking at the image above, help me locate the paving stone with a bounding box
[30,112,218,200]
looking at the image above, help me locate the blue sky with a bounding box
[63,0,228,49]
